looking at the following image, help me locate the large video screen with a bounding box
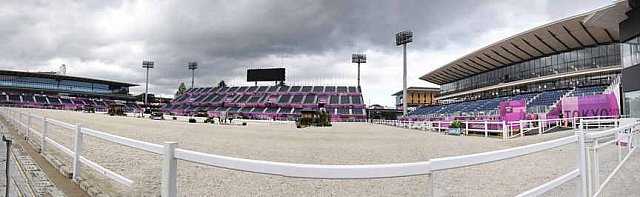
[247,68,285,82]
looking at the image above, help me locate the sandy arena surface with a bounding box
[6,108,630,196]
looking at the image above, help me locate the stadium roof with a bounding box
[0,70,138,87]
[392,87,440,96]
[420,1,630,85]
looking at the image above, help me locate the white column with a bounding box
[575,130,588,197]
[162,142,178,197]
[73,124,83,180]
[402,44,408,116]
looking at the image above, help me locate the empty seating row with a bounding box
[528,89,568,107]
[162,105,366,115]
[0,93,141,111]
[184,85,362,94]
[173,94,363,105]
[570,85,607,97]
[409,89,575,116]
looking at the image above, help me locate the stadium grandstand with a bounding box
[161,85,366,121]
[408,1,629,120]
[0,67,142,112]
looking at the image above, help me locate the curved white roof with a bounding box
[421,1,630,85]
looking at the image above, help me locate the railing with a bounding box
[372,118,580,140]
[2,108,638,196]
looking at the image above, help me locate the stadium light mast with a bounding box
[396,30,412,116]
[188,62,198,88]
[142,60,154,105]
[351,53,366,87]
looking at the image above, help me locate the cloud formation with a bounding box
[0,0,612,106]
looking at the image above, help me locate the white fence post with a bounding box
[73,124,84,180]
[428,172,435,197]
[162,142,178,197]
[519,120,524,137]
[41,117,48,153]
[484,121,488,137]
[575,130,588,197]
[503,121,508,140]
[538,120,543,135]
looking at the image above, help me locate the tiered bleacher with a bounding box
[409,85,608,117]
[0,93,142,112]
[162,85,367,121]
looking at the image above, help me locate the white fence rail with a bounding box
[2,108,638,197]
[371,117,619,140]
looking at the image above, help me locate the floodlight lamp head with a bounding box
[351,53,367,63]
[142,60,154,68]
[395,30,413,46]
[188,62,198,70]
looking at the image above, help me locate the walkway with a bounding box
[600,147,640,196]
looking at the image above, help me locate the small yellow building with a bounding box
[393,87,439,110]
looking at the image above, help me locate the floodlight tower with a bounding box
[396,30,413,116]
[351,53,366,87]
[188,62,198,88]
[142,60,154,105]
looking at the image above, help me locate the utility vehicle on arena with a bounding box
[82,105,95,113]
[150,111,165,120]
[296,108,331,128]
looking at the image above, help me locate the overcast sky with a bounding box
[0,0,613,106]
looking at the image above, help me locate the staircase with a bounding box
[545,89,574,114]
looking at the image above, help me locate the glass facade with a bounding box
[621,36,640,68]
[0,74,127,95]
[623,35,640,118]
[456,73,618,101]
[441,44,621,96]
[624,90,640,118]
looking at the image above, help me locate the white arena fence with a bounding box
[1,108,638,197]
[371,117,620,140]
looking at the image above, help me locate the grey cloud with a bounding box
[0,0,613,105]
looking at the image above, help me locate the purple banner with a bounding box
[500,100,526,121]
[561,93,619,118]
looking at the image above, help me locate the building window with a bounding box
[625,90,640,118]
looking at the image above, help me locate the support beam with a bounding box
[468,59,493,70]
[482,53,505,65]
[563,25,585,47]
[521,38,546,56]
[579,22,600,45]
[463,61,488,72]
[457,63,482,73]
[548,30,570,50]
[534,34,558,52]
[500,46,525,61]
[603,29,616,43]
[475,56,498,68]
[490,49,515,63]
[450,66,474,76]
[510,43,534,58]
[441,69,466,79]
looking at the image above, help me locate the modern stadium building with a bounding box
[409,0,639,119]
[0,66,142,112]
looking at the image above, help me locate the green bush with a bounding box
[449,120,463,128]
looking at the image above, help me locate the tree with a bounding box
[218,80,227,88]
[175,83,187,98]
